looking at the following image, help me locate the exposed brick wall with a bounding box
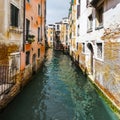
[95,41,120,102]
[0,43,19,65]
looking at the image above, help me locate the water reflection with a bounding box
[0,49,119,120]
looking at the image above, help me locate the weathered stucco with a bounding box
[69,0,120,110]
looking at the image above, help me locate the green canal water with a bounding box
[0,49,119,120]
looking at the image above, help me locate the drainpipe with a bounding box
[41,0,42,42]
[23,0,25,52]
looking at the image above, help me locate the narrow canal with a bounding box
[0,49,119,120]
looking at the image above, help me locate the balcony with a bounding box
[26,34,35,44]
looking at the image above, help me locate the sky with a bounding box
[46,0,71,25]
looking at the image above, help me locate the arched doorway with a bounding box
[87,43,94,75]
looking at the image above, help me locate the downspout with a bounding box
[23,0,25,52]
[41,0,42,42]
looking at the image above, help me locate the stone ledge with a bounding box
[88,75,120,118]
[0,83,21,110]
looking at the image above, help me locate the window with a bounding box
[38,49,40,58]
[26,19,30,41]
[97,43,103,59]
[87,14,93,32]
[50,37,53,41]
[27,0,30,2]
[51,31,53,34]
[26,51,30,65]
[96,4,104,29]
[77,25,80,36]
[57,25,59,30]
[38,4,41,16]
[77,1,80,19]
[86,0,89,7]
[38,27,41,42]
[70,33,72,39]
[78,55,80,63]
[76,42,79,50]
[10,4,19,27]
[82,43,85,53]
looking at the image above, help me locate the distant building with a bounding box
[54,18,69,51]
[54,22,62,50]
[46,24,55,48]
[68,0,77,57]
[60,18,69,50]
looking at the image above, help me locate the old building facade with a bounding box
[68,0,120,109]
[0,0,24,108]
[46,24,55,48]
[68,0,77,58]
[0,0,23,69]
[21,0,46,81]
[54,22,62,50]
[60,17,69,50]
[0,0,46,108]
[53,18,69,51]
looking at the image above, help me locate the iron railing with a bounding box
[0,66,17,99]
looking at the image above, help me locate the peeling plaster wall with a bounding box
[24,0,46,78]
[0,0,23,50]
[95,41,120,103]
[73,0,120,105]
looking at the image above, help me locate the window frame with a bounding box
[26,19,30,41]
[76,42,79,50]
[82,43,85,53]
[77,25,80,36]
[10,4,19,27]
[38,4,41,16]
[96,42,104,61]
[38,49,40,58]
[26,51,30,66]
[38,27,41,42]
[95,3,104,30]
[27,0,30,3]
[87,14,93,33]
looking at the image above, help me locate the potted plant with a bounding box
[27,34,35,44]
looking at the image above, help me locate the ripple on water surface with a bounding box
[0,49,119,120]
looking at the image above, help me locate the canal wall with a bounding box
[0,73,21,110]
[68,0,120,115]
[0,42,45,110]
[69,37,120,116]
[0,60,45,110]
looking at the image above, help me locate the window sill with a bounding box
[95,25,103,30]
[9,26,22,33]
[95,57,104,62]
[87,29,93,33]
